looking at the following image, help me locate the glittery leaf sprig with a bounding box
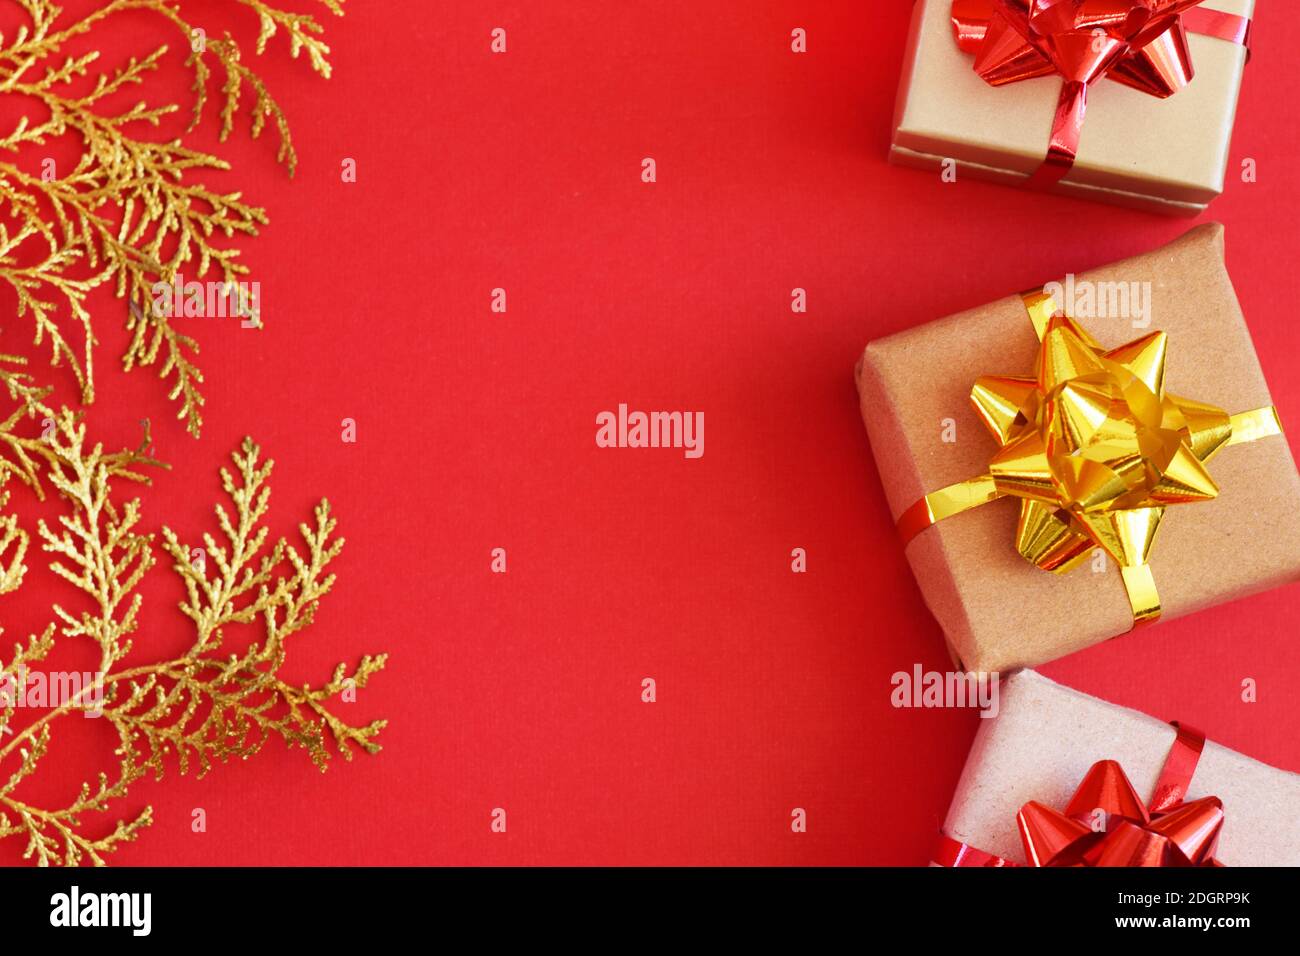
[0,407,385,866]
[0,0,345,437]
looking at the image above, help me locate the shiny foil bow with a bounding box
[937,724,1225,866]
[897,292,1283,624]
[950,0,1252,184]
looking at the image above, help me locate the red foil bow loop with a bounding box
[937,722,1226,866]
[949,0,1250,185]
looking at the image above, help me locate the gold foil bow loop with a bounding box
[899,292,1283,626]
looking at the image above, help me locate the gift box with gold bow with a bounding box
[935,670,1300,866]
[855,224,1300,672]
[892,0,1254,215]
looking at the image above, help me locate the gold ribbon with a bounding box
[898,292,1283,626]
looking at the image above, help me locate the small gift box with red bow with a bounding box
[892,0,1254,215]
[855,224,1300,672]
[936,670,1300,866]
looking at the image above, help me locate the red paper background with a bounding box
[2,0,1298,866]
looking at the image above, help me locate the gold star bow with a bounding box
[898,291,1283,624]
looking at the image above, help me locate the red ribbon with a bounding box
[936,723,1227,867]
[950,1,1252,186]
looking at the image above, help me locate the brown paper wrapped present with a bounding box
[938,670,1300,866]
[855,223,1300,673]
[892,0,1254,215]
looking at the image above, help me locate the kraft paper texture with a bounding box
[940,670,1300,866]
[855,223,1300,673]
[892,0,1255,215]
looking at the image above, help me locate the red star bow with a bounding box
[950,1,1252,185]
[1018,760,1223,867]
[938,724,1227,866]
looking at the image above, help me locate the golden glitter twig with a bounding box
[0,409,385,866]
[0,0,346,436]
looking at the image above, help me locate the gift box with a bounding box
[855,223,1300,673]
[937,670,1300,866]
[891,0,1254,215]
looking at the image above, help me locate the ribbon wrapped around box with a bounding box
[935,670,1300,866]
[855,223,1300,673]
[892,0,1255,215]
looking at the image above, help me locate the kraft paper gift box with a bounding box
[891,0,1254,216]
[938,670,1300,866]
[854,223,1300,673]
